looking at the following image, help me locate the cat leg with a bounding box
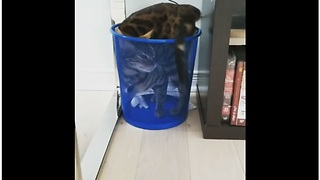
[151,91,157,103]
[170,83,188,116]
[153,84,168,118]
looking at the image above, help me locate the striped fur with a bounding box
[116,2,200,118]
[117,2,200,90]
[118,40,190,118]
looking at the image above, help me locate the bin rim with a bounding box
[111,23,202,43]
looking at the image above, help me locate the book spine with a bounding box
[222,50,237,122]
[230,61,245,126]
[236,63,246,126]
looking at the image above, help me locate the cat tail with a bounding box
[174,24,188,87]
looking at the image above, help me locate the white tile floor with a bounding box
[76,90,116,160]
[97,94,246,180]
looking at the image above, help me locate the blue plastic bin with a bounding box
[111,24,202,130]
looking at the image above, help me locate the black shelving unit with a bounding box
[196,0,245,139]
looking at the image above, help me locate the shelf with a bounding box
[196,86,245,139]
[196,0,245,140]
[229,29,246,45]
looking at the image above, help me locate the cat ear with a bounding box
[140,29,154,39]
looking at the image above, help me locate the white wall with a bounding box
[110,0,125,24]
[76,0,117,90]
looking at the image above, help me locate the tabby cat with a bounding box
[116,1,200,118]
[118,39,189,118]
[117,1,200,86]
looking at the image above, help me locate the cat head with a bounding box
[118,39,156,73]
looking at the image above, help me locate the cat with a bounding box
[117,1,200,87]
[116,1,200,118]
[117,38,193,118]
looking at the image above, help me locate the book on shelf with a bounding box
[236,64,246,126]
[230,60,245,126]
[221,49,237,122]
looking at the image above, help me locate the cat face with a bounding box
[126,50,156,72]
[120,40,156,73]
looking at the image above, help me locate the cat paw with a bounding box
[169,108,181,116]
[154,109,165,118]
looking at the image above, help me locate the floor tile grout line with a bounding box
[231,141,245,173]
[96,119,122,180]
[133,128,145,180]
[185,120,194,180]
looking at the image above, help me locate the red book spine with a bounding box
[230,61,245,126]
[236,63,246,126]
[221,51,237,121]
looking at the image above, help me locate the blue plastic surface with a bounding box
[111,24,202,130]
